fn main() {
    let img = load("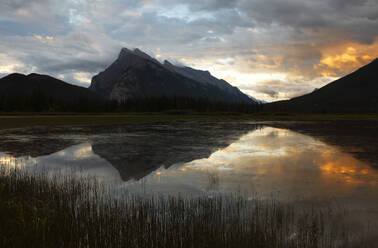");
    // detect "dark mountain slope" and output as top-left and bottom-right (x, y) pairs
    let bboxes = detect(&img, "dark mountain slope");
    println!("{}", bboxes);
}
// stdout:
(264, 59), (378, 113)
(90, 48), (255, 103)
